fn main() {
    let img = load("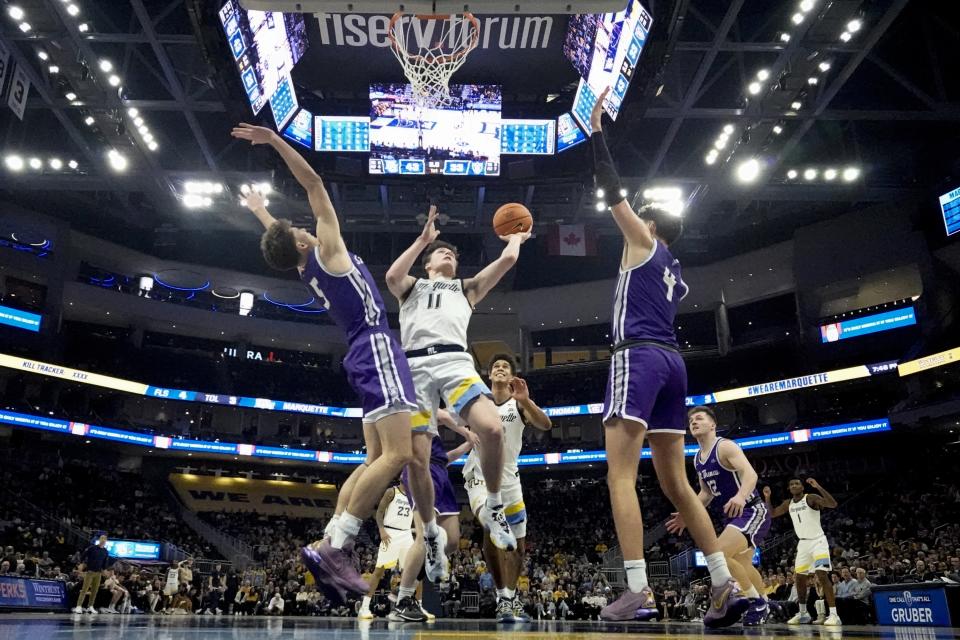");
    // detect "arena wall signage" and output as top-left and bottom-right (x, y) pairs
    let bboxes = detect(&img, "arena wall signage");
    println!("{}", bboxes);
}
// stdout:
(0, 576), (68, 611)
(873, 586), (954, 626)
(169, 474), (337, 517)
(897, 346), (960, 377)
(0, 352), (917, 419)
(819, 306), (916, 343)
(0, 408), (890, 468)
(98, 539), (162, 561)
(302, 13), (575, 91)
